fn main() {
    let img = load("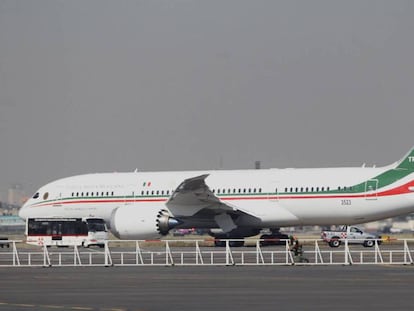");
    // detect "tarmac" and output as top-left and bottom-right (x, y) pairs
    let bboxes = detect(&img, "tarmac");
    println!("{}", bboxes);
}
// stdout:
(1, 265), (414, 311)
